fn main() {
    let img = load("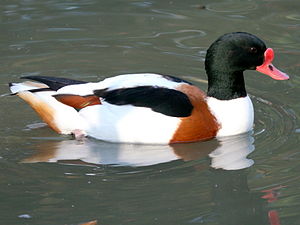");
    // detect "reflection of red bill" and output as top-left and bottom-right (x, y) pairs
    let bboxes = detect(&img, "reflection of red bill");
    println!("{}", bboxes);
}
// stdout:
(268, 210), (281, 225)
(256, 48), (289, 80)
